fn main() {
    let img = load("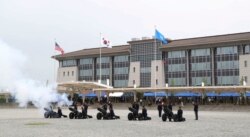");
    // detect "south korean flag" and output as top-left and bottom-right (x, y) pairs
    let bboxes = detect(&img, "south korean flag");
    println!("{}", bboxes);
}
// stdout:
(102, 37), (111, 48)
